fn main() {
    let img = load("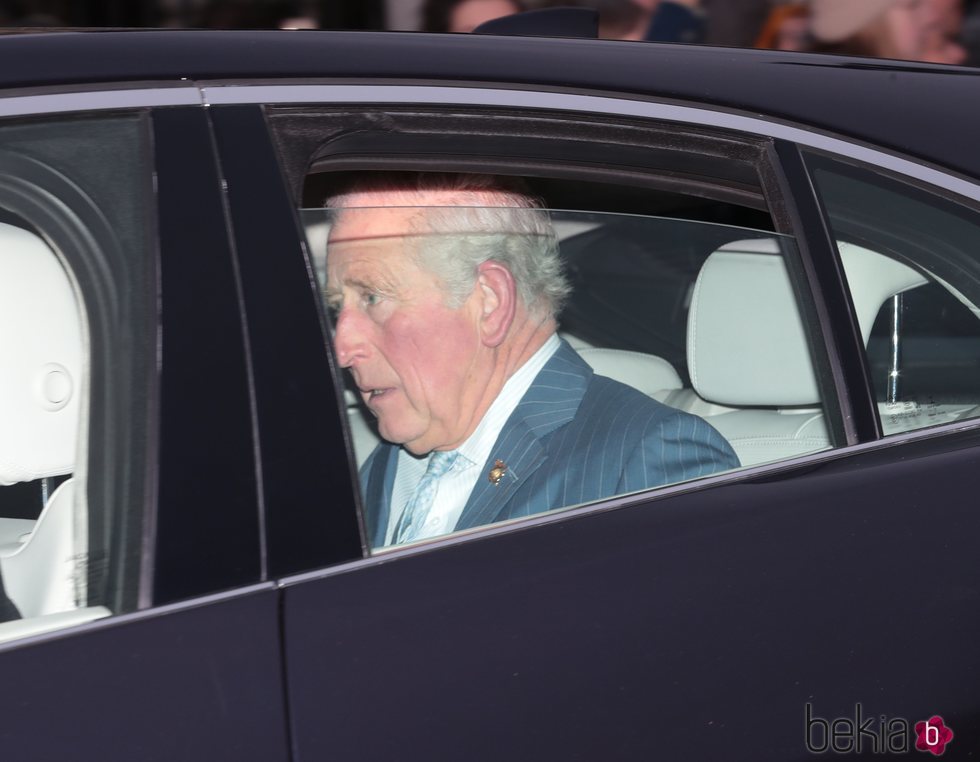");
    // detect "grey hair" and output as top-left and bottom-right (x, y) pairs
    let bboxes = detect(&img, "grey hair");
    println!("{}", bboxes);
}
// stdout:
(325, 173), (570, 317)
